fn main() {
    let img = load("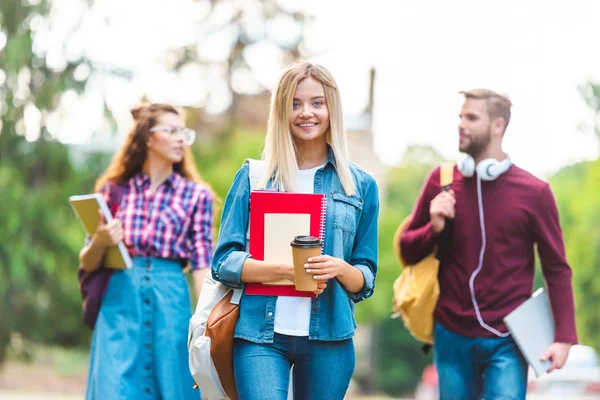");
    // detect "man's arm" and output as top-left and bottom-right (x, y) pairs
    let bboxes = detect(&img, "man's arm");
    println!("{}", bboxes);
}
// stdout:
(534, 183), (578, 371)
(399, 167), (443, 265)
